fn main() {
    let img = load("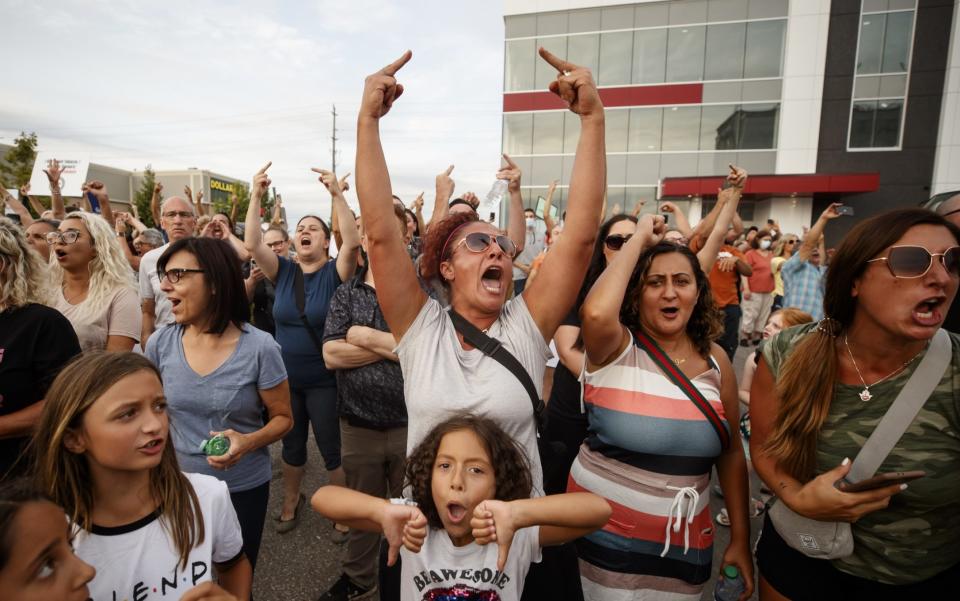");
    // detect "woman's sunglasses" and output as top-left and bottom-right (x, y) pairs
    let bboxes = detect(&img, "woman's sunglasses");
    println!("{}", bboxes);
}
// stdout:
(604, 234), (632, 251)
(867, 245), (960, 278)
(452, 232), (517, 258)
